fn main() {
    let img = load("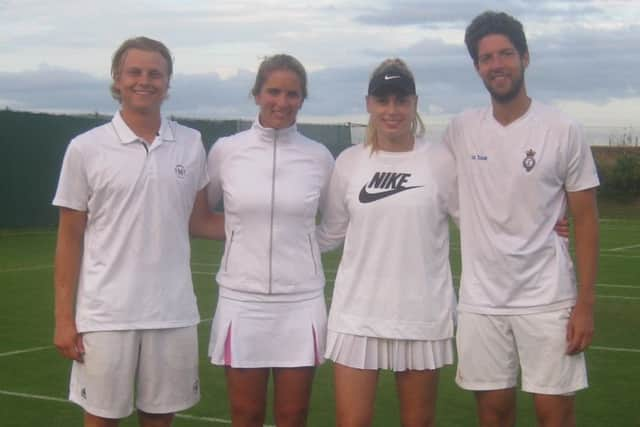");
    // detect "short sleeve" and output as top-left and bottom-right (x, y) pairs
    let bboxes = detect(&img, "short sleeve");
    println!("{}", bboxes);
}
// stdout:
(564, 123), (600, 192)
(194, 134), (209, 191)
(52, 140), (90, 211)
